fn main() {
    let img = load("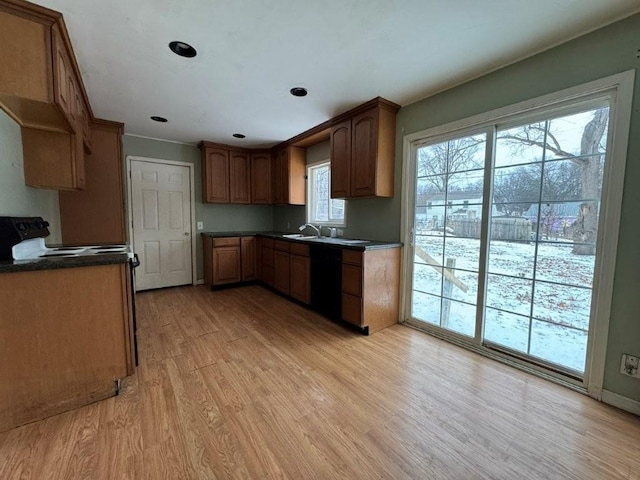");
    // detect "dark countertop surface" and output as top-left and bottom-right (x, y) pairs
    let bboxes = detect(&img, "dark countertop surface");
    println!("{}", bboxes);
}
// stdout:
(201, 231), (402, 251)
(0, 253), (130, 274)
